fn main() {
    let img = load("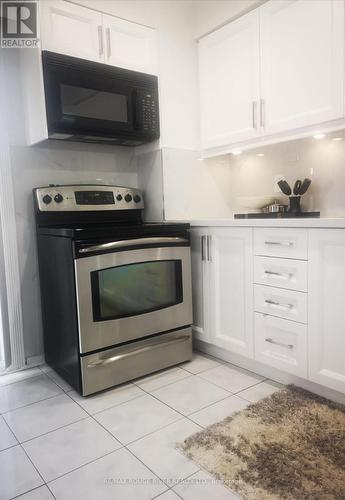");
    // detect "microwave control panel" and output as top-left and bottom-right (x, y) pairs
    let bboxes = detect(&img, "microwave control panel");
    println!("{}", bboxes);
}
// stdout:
(137, 90), (159, 135)
(35, 185), (144, 212)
